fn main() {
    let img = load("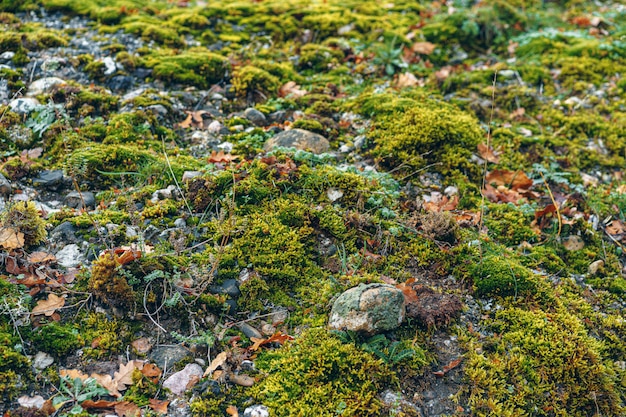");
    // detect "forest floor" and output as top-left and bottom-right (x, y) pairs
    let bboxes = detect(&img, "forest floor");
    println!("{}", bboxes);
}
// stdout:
(0, 0), (625, 416)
